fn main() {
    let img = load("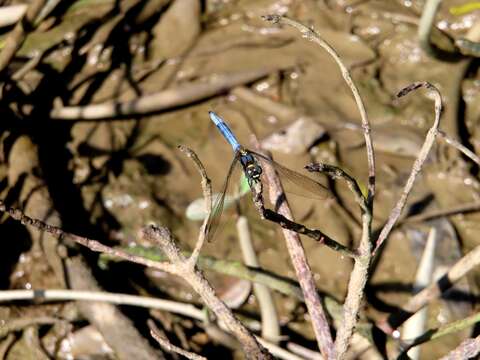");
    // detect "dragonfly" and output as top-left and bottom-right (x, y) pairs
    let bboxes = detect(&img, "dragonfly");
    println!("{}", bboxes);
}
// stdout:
(206, 111), (332, 241)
